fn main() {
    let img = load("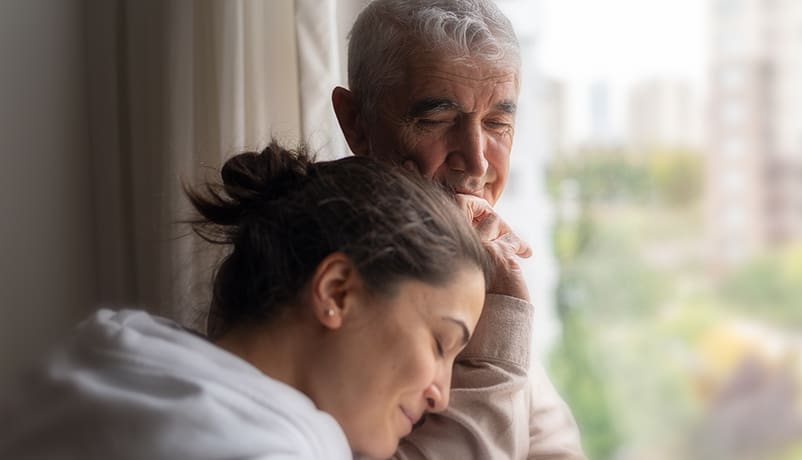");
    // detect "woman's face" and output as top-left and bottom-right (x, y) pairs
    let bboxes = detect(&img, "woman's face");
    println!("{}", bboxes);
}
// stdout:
(313, 265), (485, 459)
